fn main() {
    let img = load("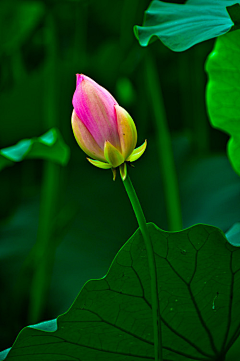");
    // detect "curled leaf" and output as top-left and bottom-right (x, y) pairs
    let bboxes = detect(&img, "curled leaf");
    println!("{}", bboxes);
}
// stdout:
(0, 128), (70, 171)
(134, 0), (236, 52)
